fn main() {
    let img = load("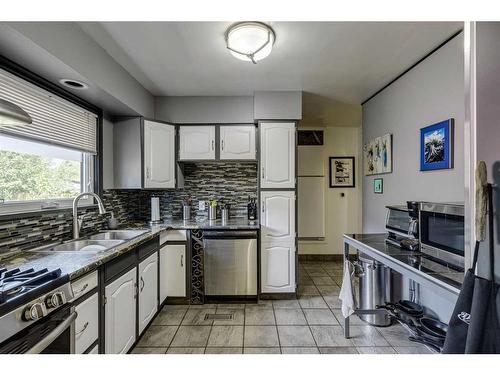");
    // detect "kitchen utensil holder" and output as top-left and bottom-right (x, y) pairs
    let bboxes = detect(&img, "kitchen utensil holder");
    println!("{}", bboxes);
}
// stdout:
(182, 205), (191, 221)
(221, 208), (229, 222)
(208, 206), (217, 221)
